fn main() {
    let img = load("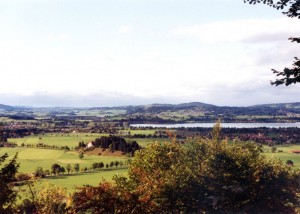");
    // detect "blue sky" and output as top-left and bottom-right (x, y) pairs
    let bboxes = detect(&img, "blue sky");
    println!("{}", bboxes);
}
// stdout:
(0, 0), (299, 107)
